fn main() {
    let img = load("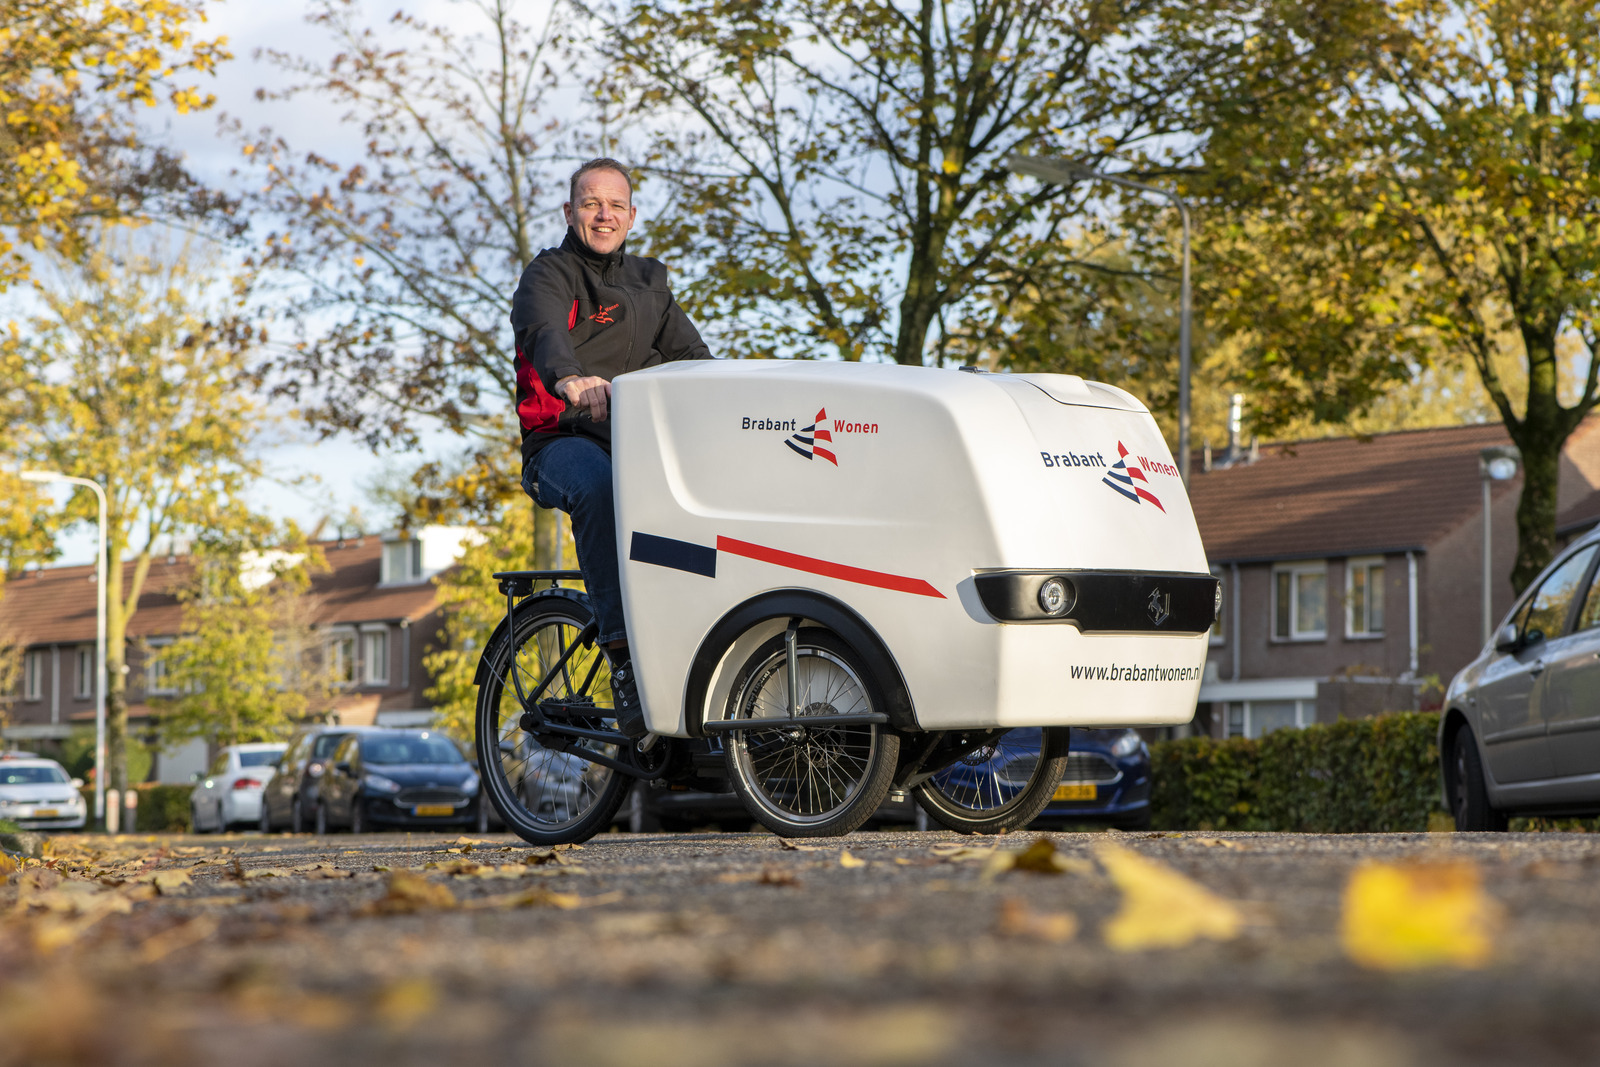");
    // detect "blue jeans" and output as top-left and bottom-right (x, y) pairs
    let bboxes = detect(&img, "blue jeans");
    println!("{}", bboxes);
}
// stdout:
(523, 437), (627, 646)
